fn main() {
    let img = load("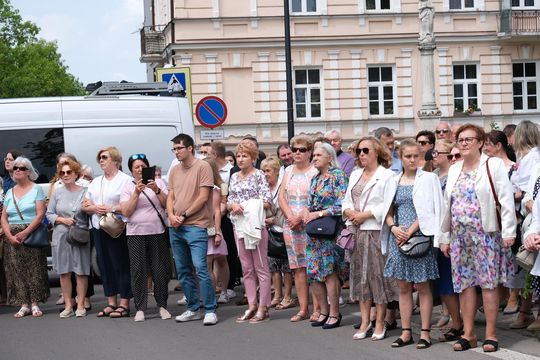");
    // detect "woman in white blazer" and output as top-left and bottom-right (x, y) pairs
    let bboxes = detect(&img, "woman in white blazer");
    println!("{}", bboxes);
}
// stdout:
(380, 139), (443, 350)
(523, 189), (540, 331)
(342, 137), (397, 341)
(439, 124), (516, 353)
